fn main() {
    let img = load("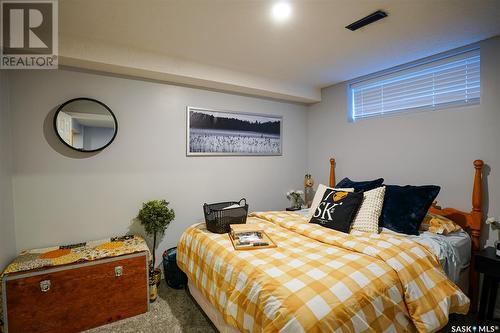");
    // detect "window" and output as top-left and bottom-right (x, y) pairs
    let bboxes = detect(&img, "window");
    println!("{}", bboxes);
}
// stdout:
(349, 47), (480, 121)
